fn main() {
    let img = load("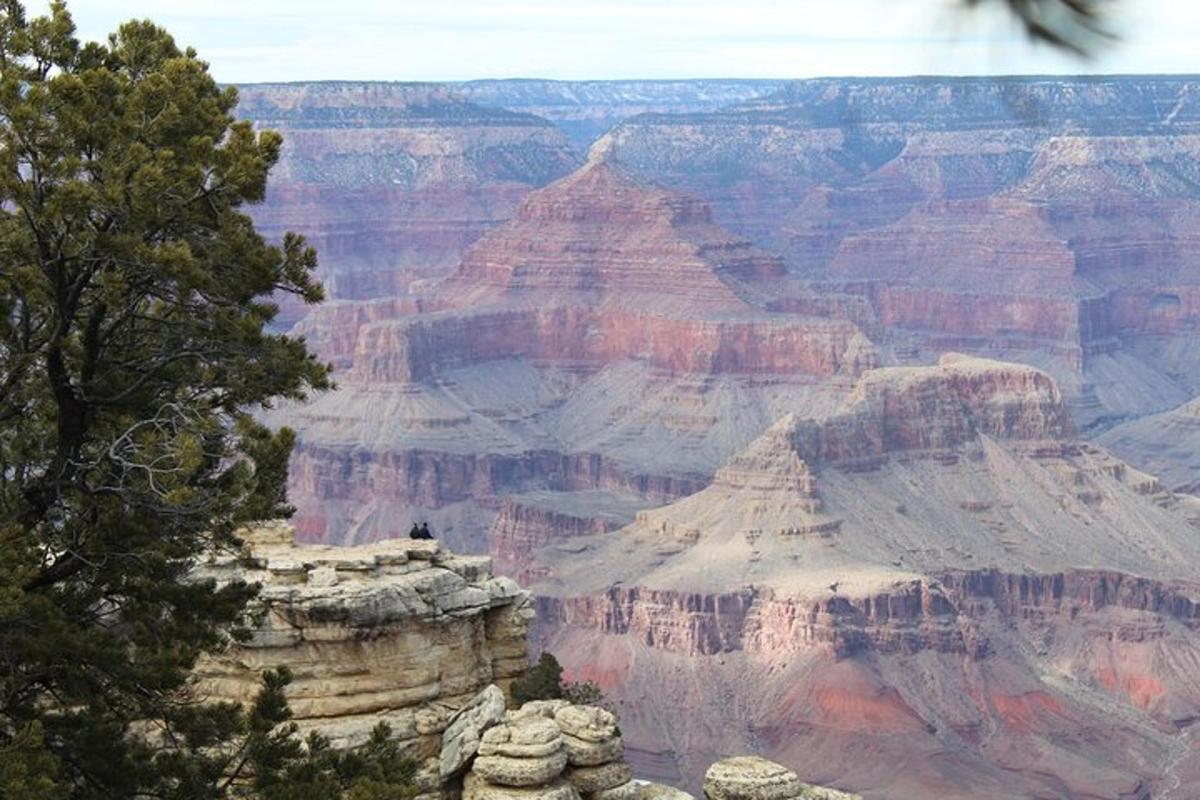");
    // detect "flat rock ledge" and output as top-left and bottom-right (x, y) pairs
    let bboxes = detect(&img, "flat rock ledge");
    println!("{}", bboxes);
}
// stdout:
(192, 523), (533, 755)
